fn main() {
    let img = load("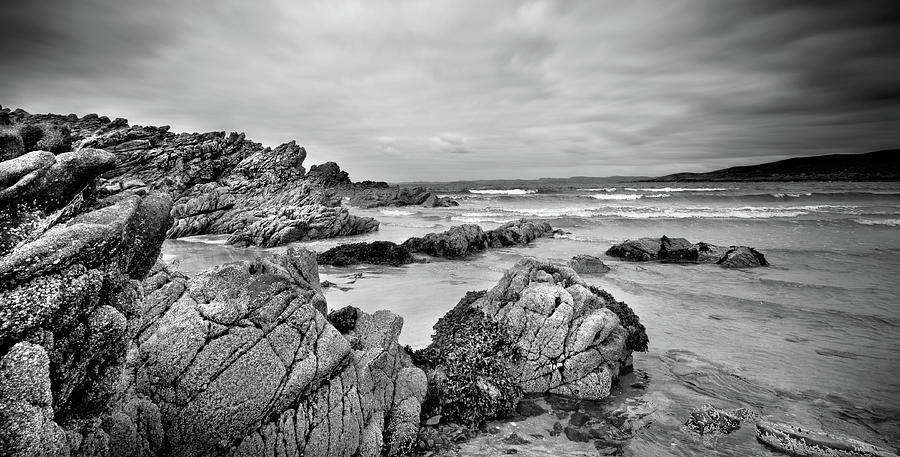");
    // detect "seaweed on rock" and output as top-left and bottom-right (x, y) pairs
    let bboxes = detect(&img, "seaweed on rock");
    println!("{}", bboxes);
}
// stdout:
(412, 290), (523, 428)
